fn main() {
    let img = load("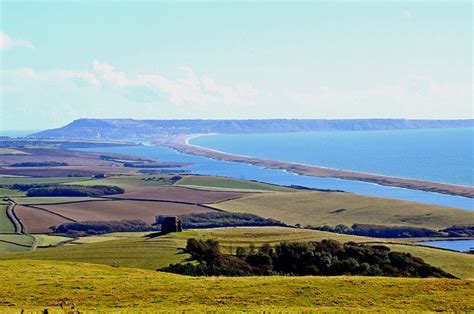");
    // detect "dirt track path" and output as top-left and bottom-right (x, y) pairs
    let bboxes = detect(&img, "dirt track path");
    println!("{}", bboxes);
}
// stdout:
(5, 199), (24, 234)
